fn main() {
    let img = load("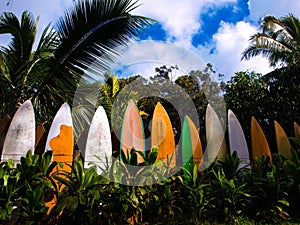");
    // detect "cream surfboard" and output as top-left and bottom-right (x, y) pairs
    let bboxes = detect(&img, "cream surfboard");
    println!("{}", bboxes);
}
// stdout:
(228, 109), (250, 167)
(151, 102), (176, 167)
(84, 106), (112, 173)
(45, 103), (73, 166)
(200, 104), (226, 171)
(251, 117), (272, 163)
(120, 100), (145, 163)
(274, 121), (291, 159)
(1, 100), (35, 164)
(182, 116), (203, 171)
